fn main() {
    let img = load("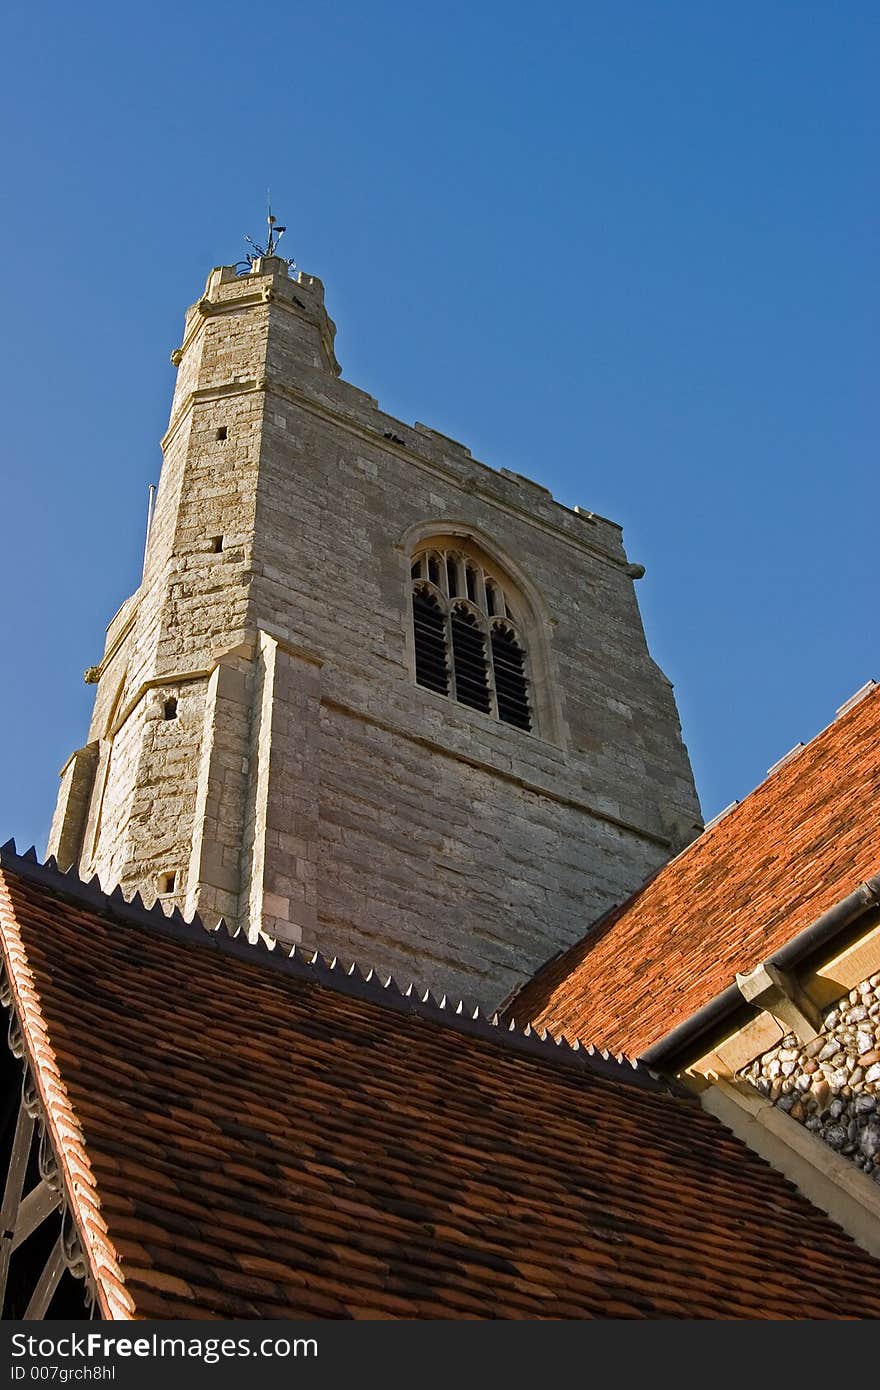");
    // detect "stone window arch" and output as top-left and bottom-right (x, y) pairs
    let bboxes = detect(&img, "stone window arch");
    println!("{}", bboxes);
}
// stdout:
(409, 537), (537, 734)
